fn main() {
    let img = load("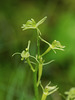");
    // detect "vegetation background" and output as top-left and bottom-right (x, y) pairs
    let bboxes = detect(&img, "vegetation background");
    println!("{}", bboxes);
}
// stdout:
(0, 0), (75, 100)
